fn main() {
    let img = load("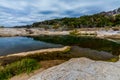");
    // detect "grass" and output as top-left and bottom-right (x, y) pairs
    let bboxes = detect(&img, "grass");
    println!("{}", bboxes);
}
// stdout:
(0, 46), (71, 65)
(0, 47), (71, 80)
(0, 58), (40, 80)
(107, 56), (119, 62)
